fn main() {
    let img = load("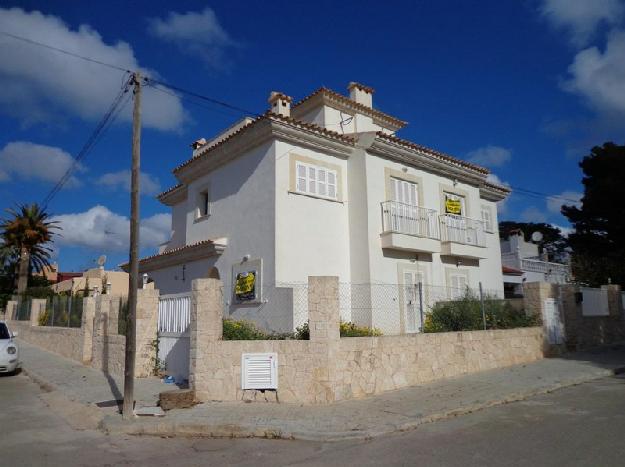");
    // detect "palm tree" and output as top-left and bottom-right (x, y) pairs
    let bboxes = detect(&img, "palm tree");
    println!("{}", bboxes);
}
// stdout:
(1, 204), (59, 294)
